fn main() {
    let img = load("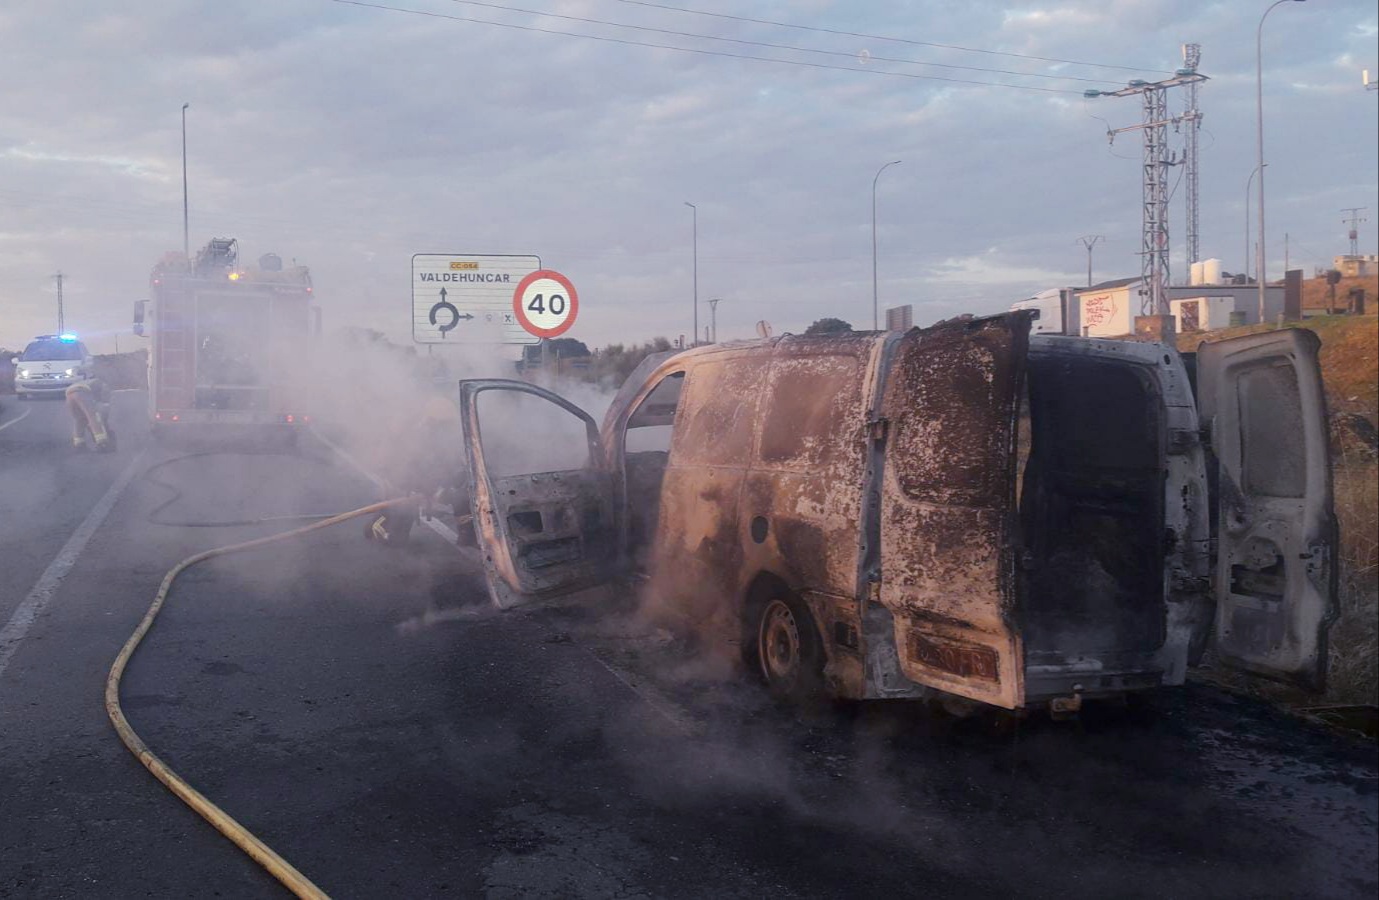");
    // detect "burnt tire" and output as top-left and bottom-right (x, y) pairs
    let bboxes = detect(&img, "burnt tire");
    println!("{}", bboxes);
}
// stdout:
(755, 590), (825, 704)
